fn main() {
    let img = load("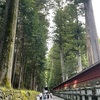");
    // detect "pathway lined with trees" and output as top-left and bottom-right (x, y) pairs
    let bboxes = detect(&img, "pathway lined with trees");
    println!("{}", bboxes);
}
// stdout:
(0, 0), (100, 100)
